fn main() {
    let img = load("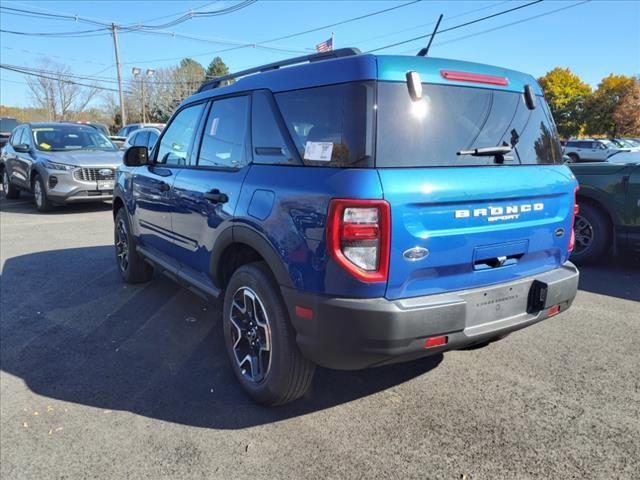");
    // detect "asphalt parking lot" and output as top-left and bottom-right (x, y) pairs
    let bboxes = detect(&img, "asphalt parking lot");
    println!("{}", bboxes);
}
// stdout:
(1, 195), (639, 480)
